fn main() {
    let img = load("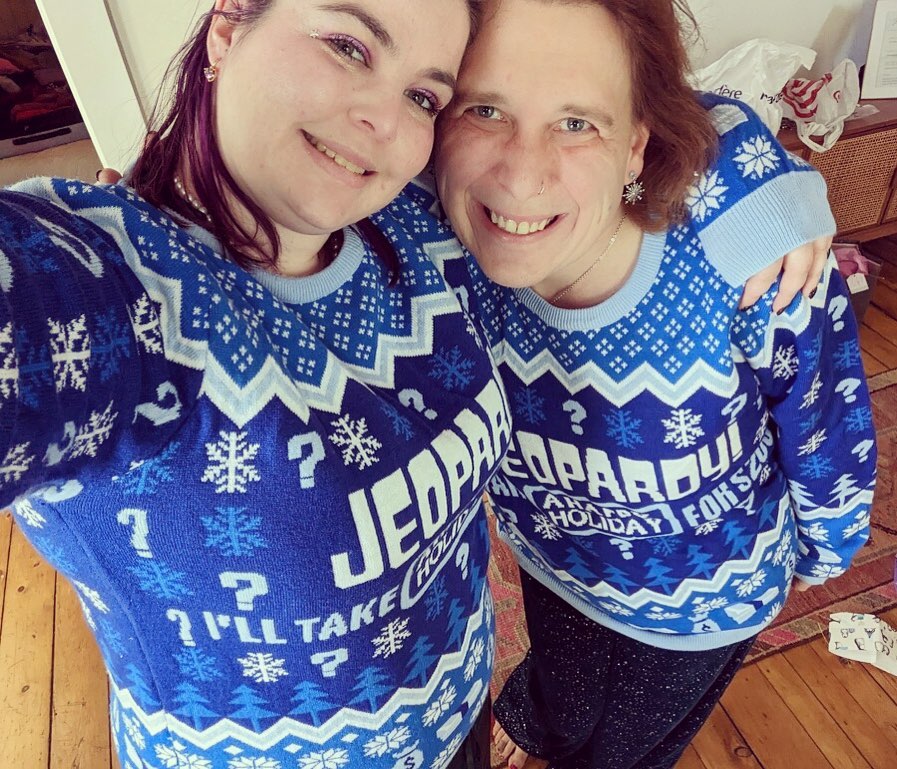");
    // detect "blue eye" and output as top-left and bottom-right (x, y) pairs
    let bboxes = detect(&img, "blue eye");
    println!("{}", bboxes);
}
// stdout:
(326, 35), (369, 66)
(561, 118), (590, 132)
(471, 105), (502, 120)
(407, 89), (442, 117)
